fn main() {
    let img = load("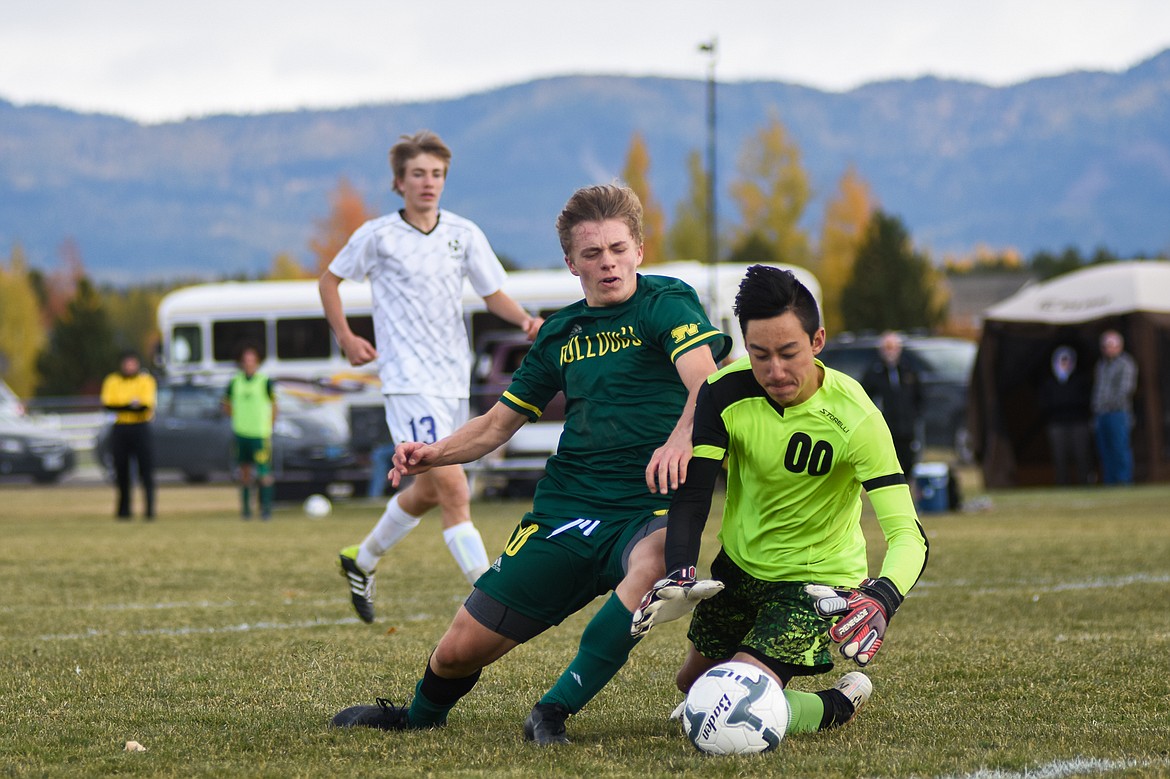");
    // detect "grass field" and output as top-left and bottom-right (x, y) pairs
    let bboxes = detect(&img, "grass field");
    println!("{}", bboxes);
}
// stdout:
(2, 481), (1169, 778)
